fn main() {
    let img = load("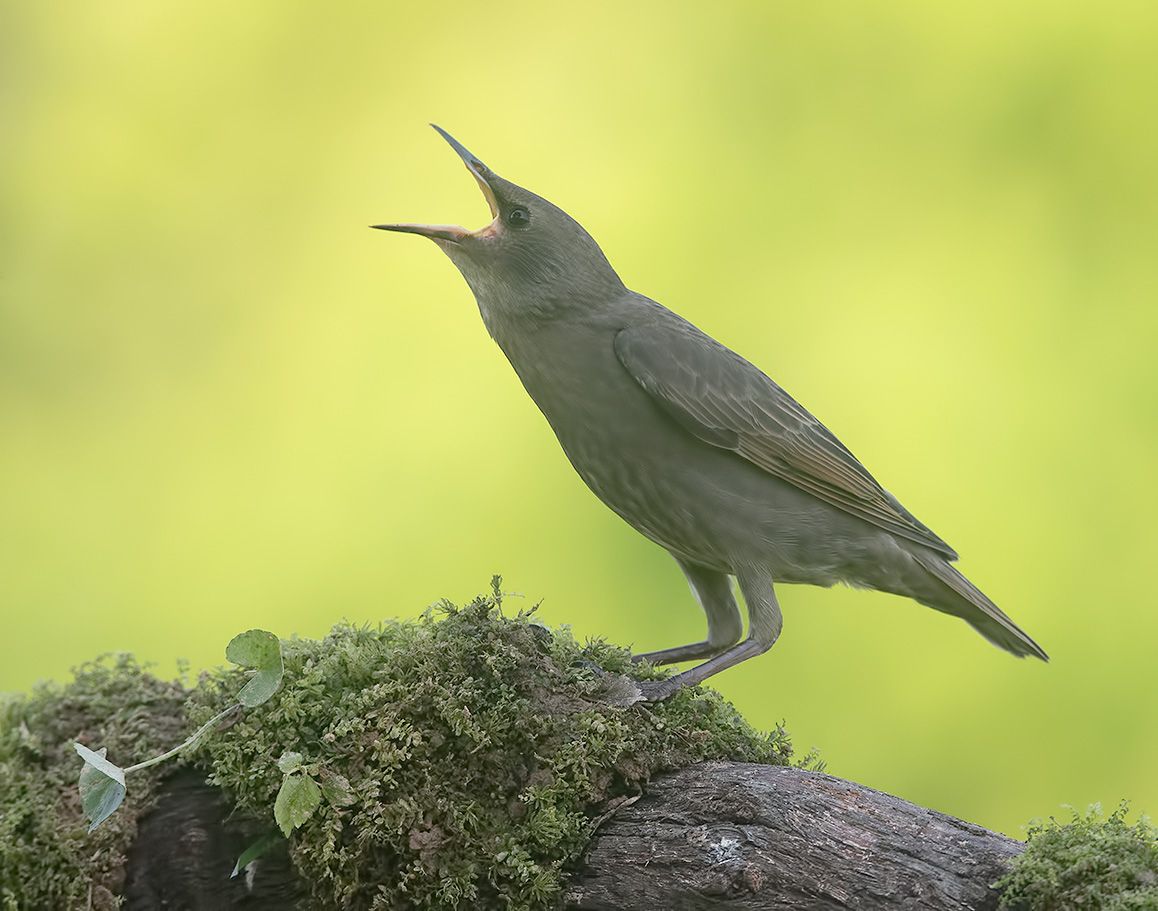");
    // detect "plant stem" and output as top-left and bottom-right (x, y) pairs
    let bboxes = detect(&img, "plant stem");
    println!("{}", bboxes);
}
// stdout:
(124, 703), (240, 774)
